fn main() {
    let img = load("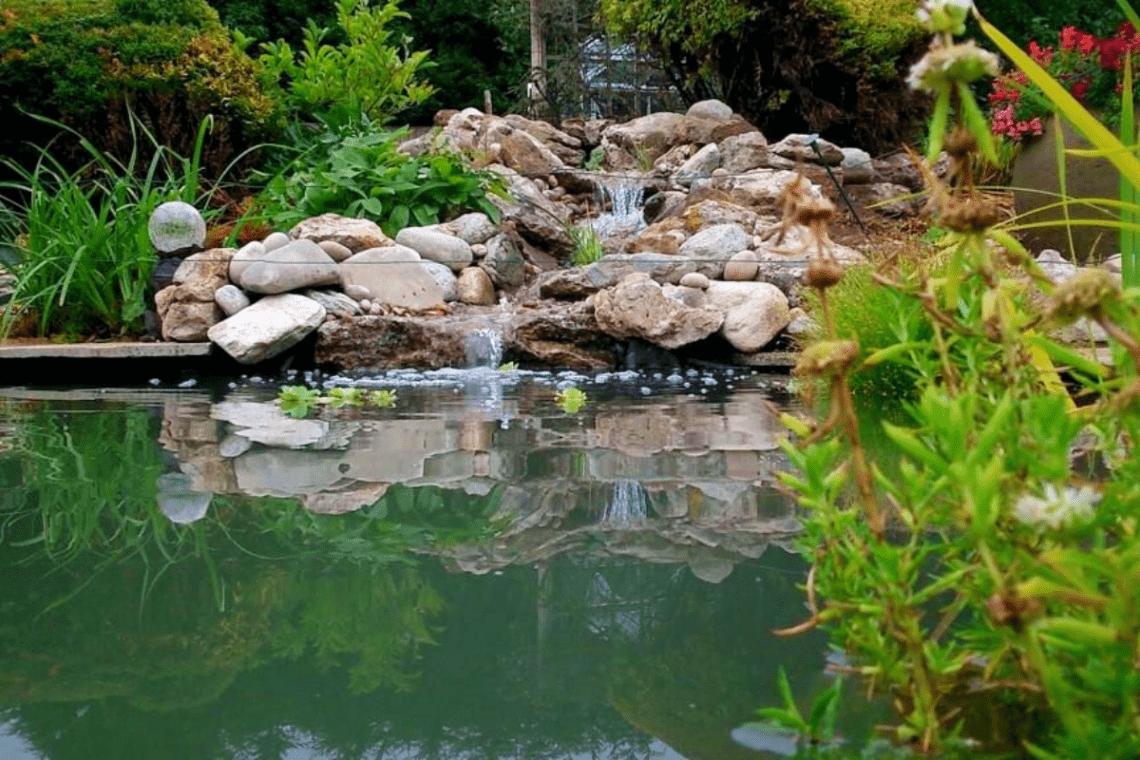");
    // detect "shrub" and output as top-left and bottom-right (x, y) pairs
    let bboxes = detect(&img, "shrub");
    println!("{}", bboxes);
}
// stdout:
(254, 120), (504, 238)
(0, 0), (280, 184)
(257, 0), (433, 126)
